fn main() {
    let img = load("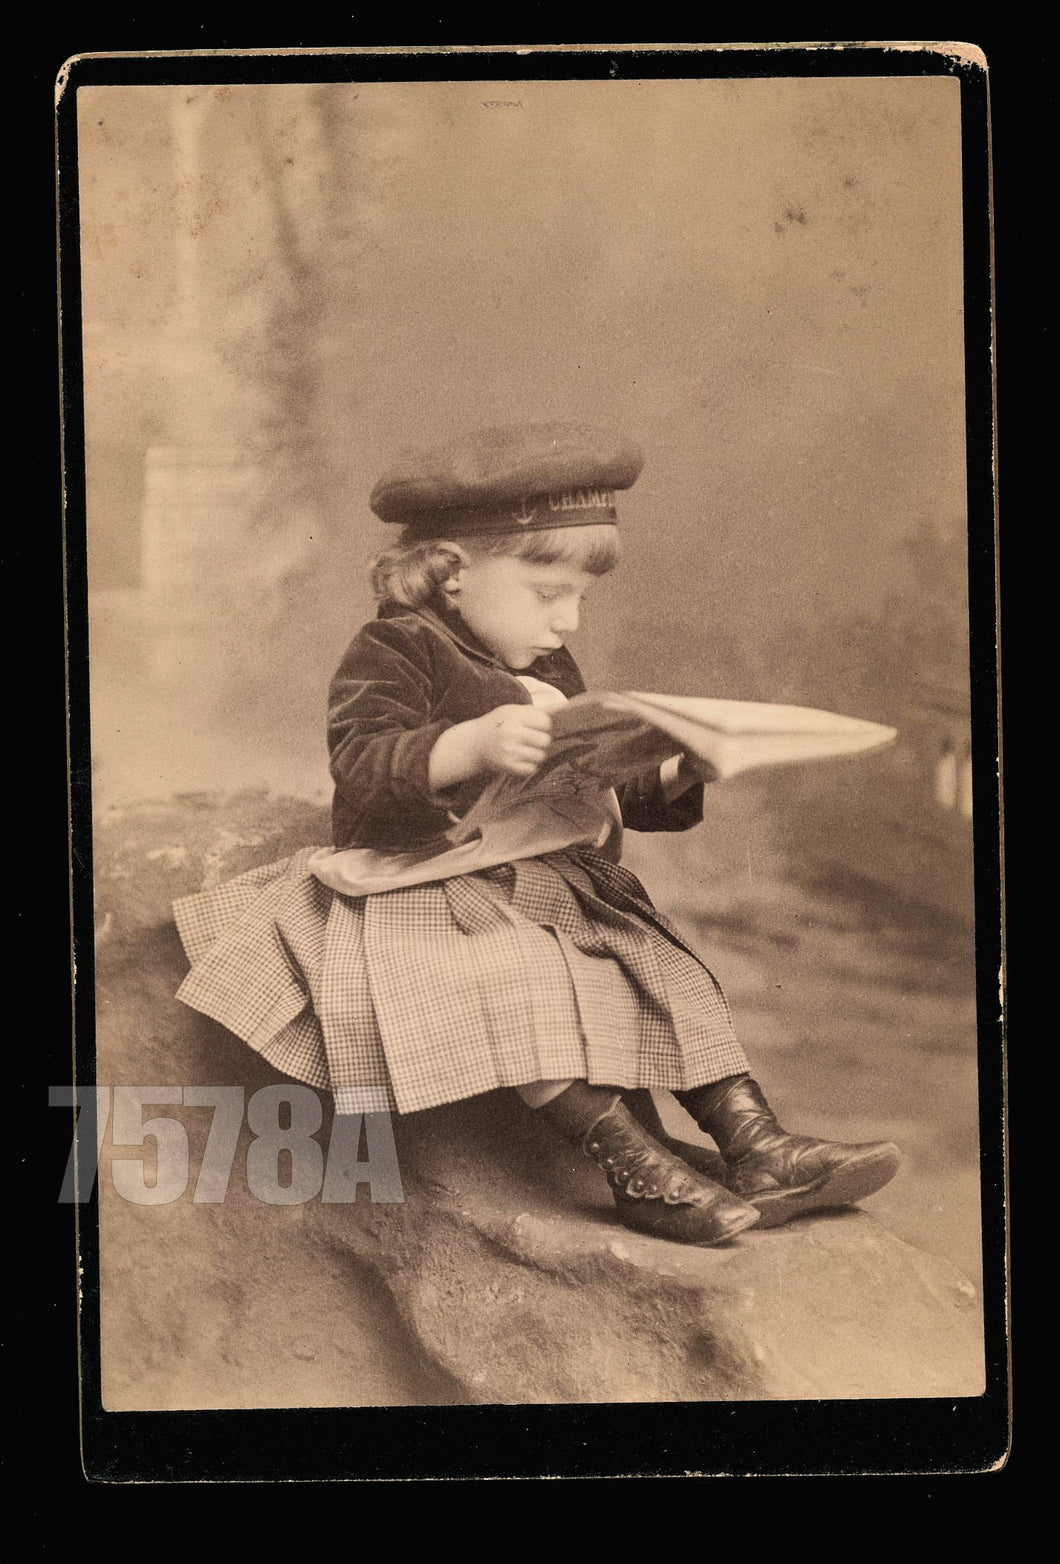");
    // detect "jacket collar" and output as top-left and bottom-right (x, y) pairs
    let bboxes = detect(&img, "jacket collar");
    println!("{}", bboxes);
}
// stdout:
(378, 596), (504, 668)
